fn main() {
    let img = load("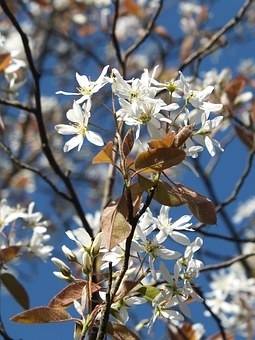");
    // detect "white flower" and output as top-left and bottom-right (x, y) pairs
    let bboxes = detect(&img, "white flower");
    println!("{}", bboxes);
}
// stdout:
(116, 98), (178, 139)
(0, 199), (23, 230)
(55, 100), (103, 152)
(66, 227), (93, 250)
(187, 109), (224, 157)
(179, 72), (223, 113)
(110, 67), (160, 104)
(148, 293), (184, 332)
(133, 225), (181, 278)
(155, 206), (192, 245)
(22, 202), (48, 228)
(174, 237), (204, 281)
(56, 65), (109, 103)
(29, 226), (53, 260)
